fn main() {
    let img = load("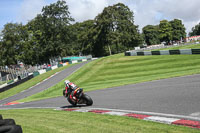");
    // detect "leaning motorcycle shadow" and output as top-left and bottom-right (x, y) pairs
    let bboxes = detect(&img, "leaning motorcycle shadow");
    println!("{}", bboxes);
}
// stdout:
(60, 104), (90, 109)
